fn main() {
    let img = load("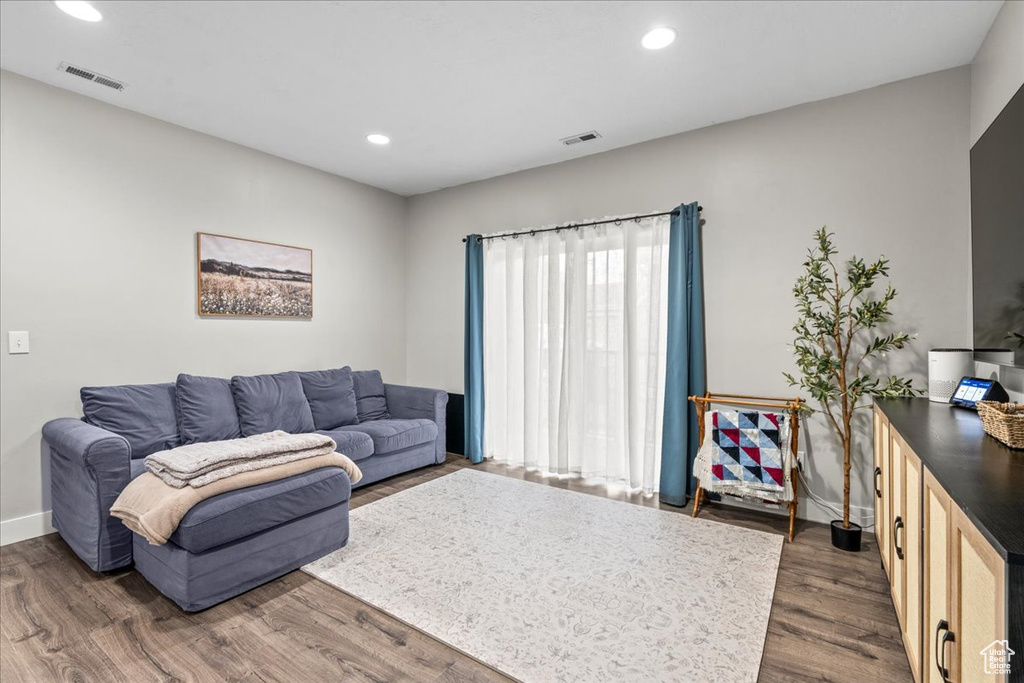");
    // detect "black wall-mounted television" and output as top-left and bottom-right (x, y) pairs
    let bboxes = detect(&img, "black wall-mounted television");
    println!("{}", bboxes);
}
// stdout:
(970, 84), (1024, 367)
